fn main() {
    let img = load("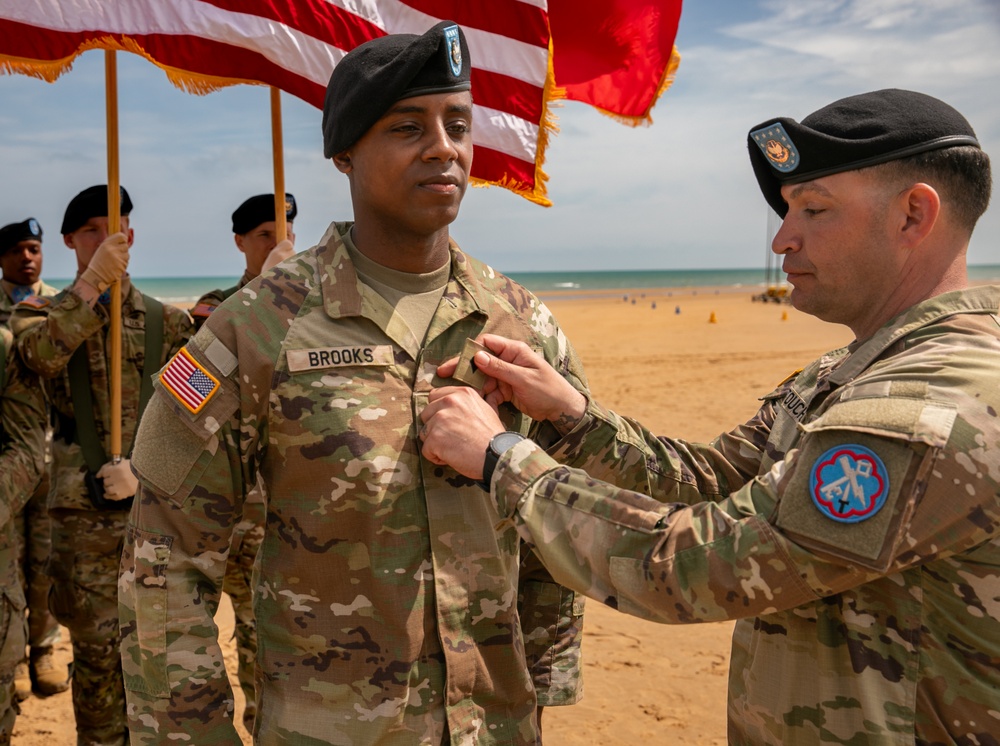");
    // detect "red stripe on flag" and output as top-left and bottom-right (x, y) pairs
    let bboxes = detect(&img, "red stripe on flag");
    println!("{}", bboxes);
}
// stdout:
(471, 146), (538, 197)
(0, 21), (327, 105)
(402, 0), (549, 48)
(198, 0), (384, 52)
(472, 69), (543, 125)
